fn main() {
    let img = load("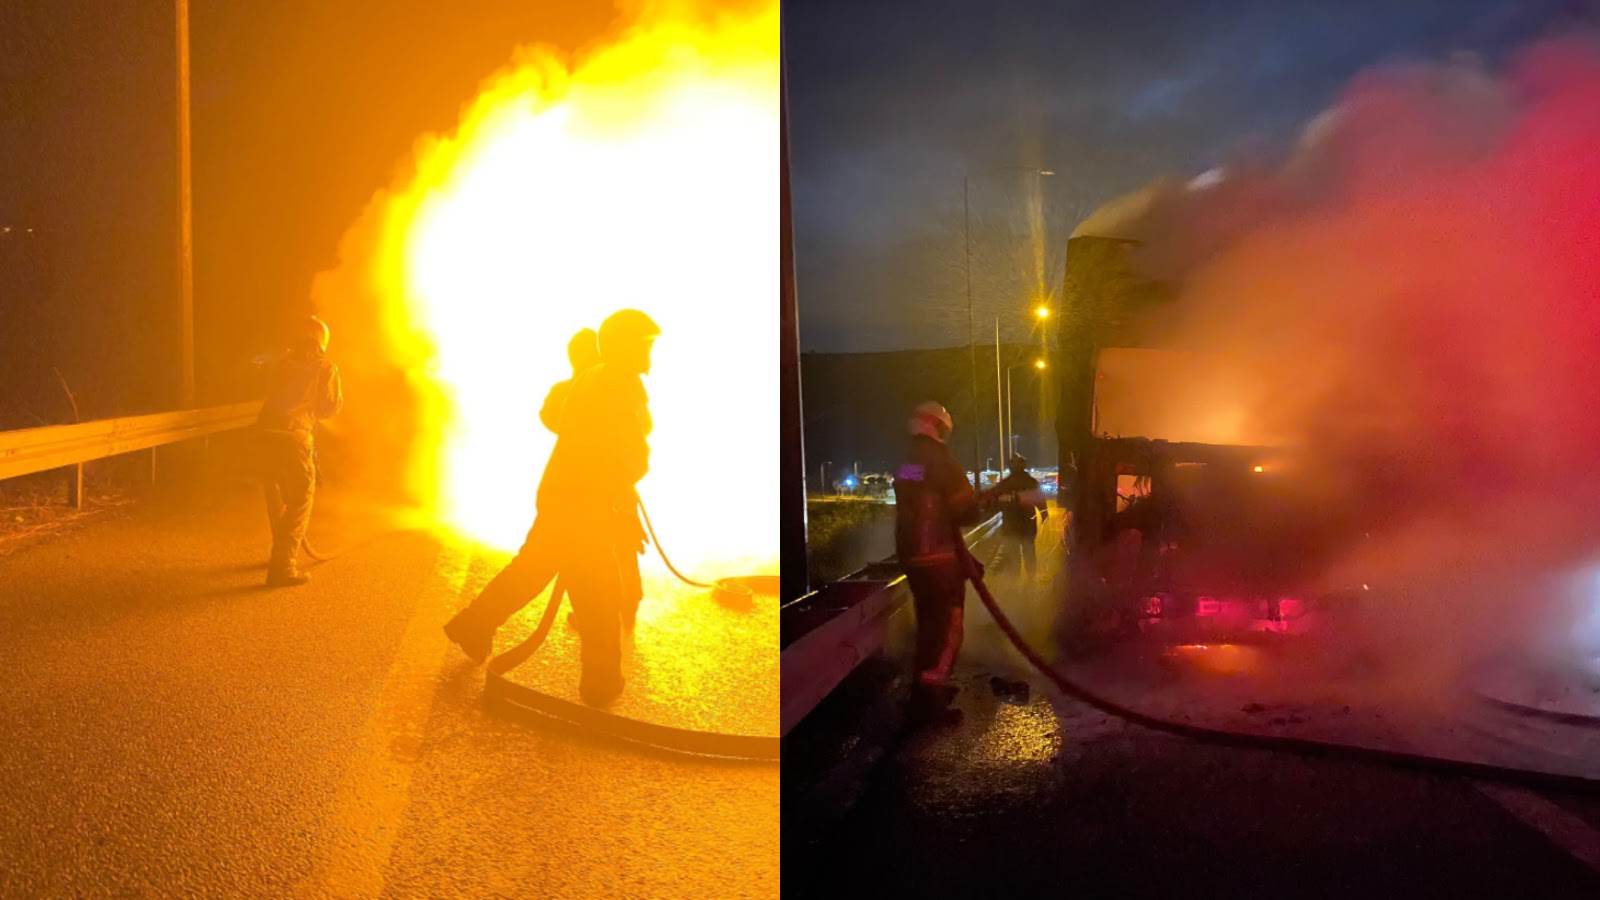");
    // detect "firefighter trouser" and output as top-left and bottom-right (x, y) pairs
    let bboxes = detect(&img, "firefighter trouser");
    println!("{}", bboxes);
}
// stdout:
(262, 432), (316, 572)
(564, 534), (626, 697)
(454, 516), (561, 633)
(905, 562), (967, 686)
(1004, 528), (1038, 576)
(452, 511), (627, 695)
(621, 547), (643, 629)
